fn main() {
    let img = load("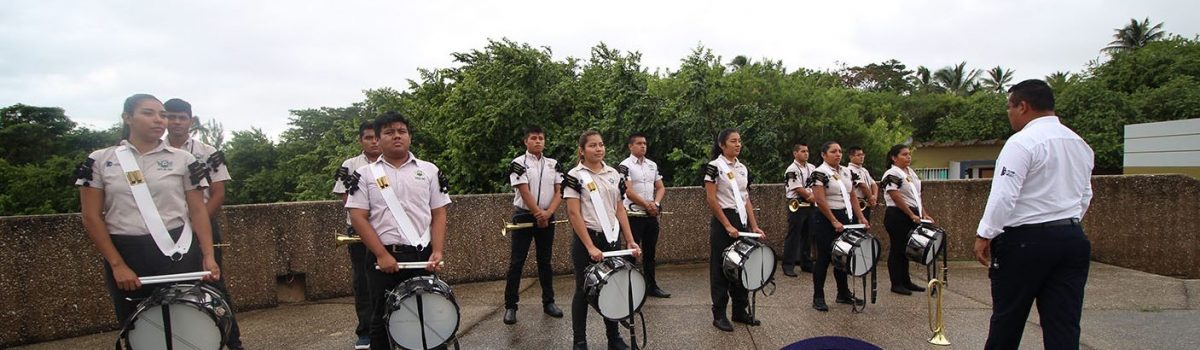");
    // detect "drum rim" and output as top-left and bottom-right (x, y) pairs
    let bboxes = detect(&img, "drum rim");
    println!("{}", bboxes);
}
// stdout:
(586, 263), (648, 320)
(832, 233), (880, 277)
(385, 276), (462, 350)
(124, 283), (232, 347)
(722, 239), (777, 291)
